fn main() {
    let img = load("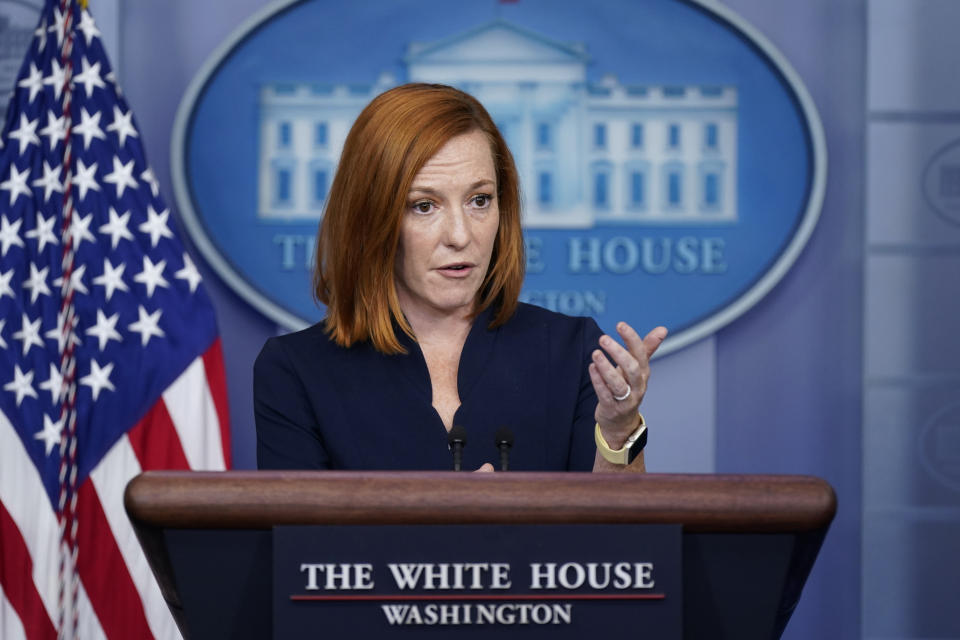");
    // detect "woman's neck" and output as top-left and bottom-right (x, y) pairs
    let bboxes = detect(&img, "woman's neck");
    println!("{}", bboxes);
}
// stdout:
(402, 305), (475, 349)
(400, 304), (477, 432)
